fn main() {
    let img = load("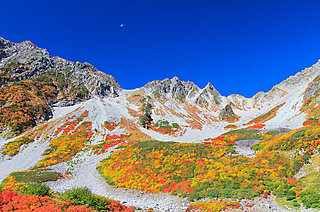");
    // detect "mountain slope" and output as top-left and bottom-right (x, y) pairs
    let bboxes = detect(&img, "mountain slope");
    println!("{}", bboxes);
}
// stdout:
(2, 36), (320, 139)
(1, 37), (320, 211)
(0, 37), (121, 137)
(0, 37), (120, 97)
